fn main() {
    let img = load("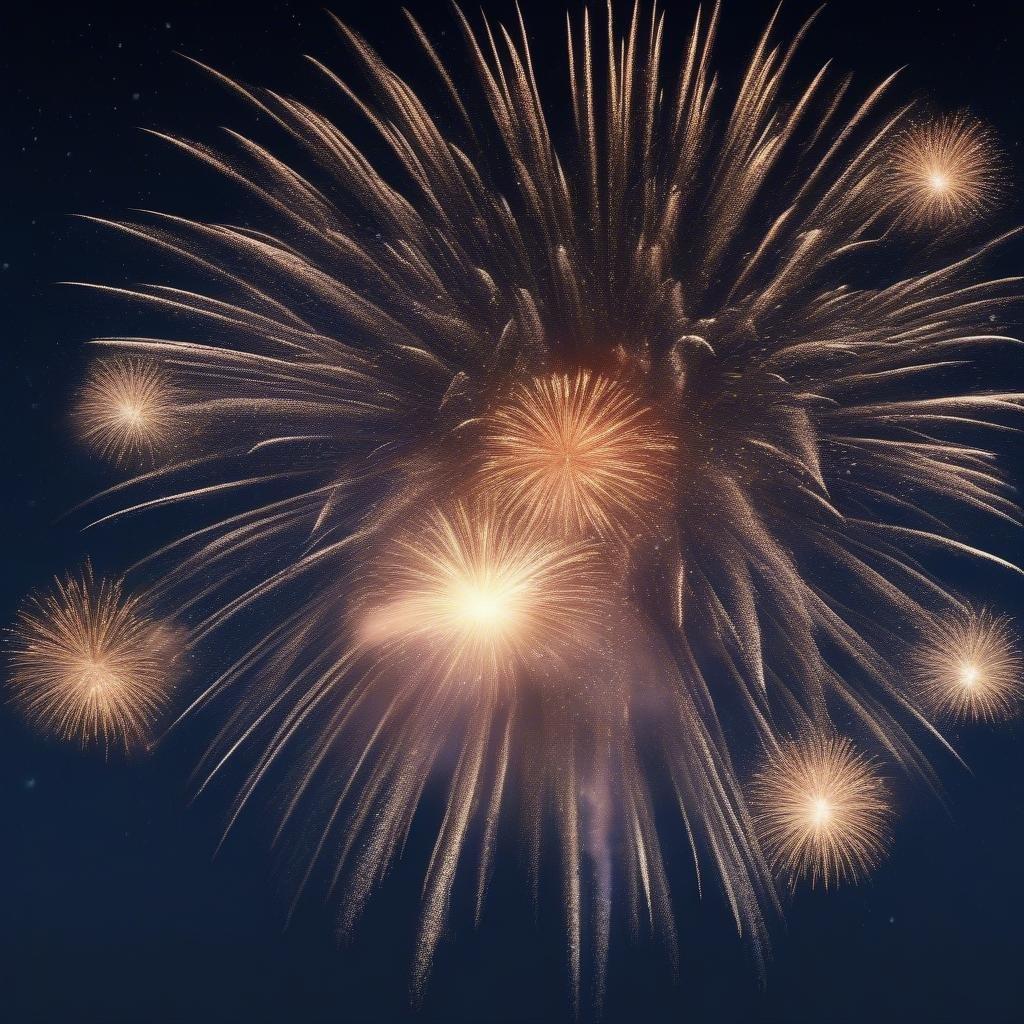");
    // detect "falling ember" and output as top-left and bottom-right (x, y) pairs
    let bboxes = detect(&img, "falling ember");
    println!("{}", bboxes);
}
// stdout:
(888, 113), (1001, 228)
(358, 502), (609, 682)
(7, 565), (176, 750)
(913, 608), (1023, 722)
(74, 356), (181, 463)
(750, 734), (892, 889)
(478, 372), (677, 541)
